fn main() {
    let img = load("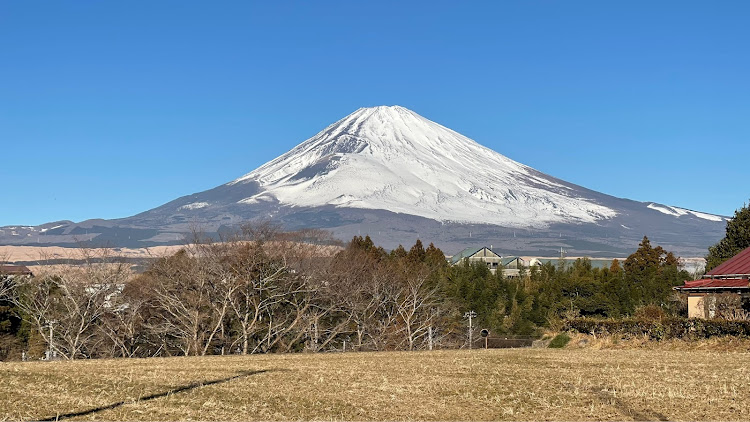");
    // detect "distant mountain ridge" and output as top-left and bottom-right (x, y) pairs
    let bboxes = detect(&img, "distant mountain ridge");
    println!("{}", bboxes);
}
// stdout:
(0, 106), (728, 257)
